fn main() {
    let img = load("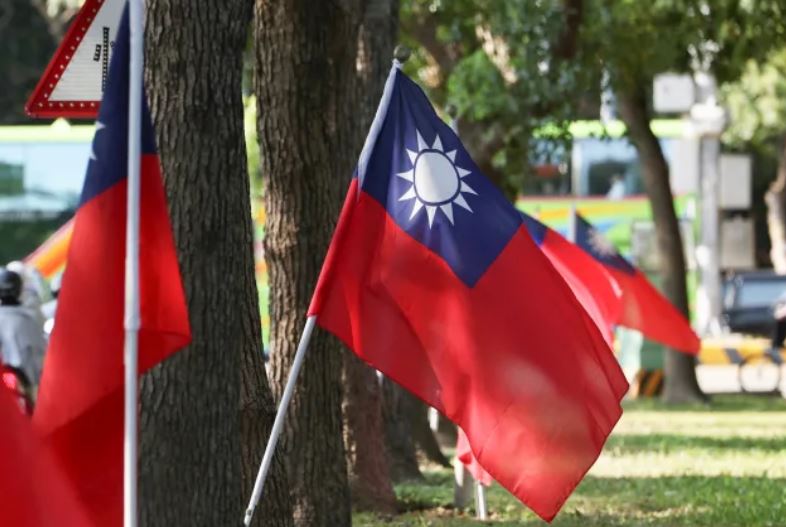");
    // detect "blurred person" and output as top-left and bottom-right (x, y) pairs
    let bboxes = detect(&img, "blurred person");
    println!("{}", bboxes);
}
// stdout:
(0, 267), (47, 395)
(6, 260), (50, 328)
(606, 174), (626, 200)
